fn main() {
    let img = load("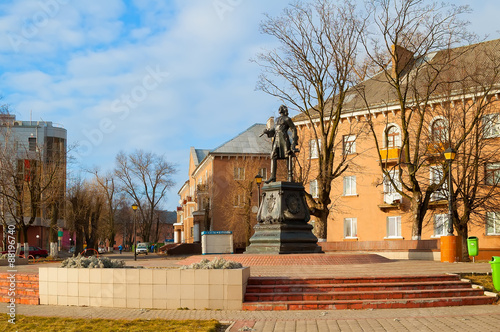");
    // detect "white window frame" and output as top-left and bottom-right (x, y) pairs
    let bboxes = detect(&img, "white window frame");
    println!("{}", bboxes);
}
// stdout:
(433, 214), (449, 237)
(310, 179), (318, 198)
(383, 170), (402, 204)
(233, 193), (245, 207)
(482, 113), (500, 138)
(309, 139), (321, 159)
(430, 165), (447, 201)
(258, 168), (267, 181)
(485, 162), (500, 186)
(344, 218), (357, 238)
(343, 176), (356, 196)
(430, 117), (448, 143)
(384, 124), (401, 148)
(486, 212), (500, 235)
(234, 167), (245, 180)
(343, 135), (356, 155)
(386, 216), (402, 238)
